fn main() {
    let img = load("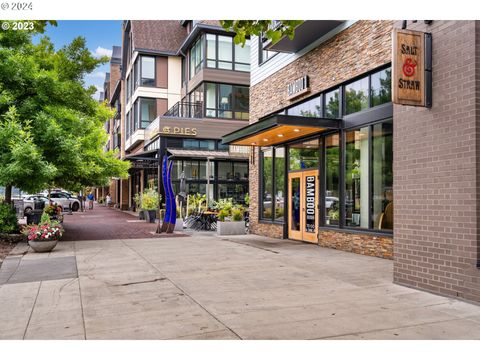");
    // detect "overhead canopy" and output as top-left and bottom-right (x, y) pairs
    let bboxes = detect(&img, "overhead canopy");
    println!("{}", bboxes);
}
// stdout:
(167, 148), (248, 160)
(222, 114), (341, 147)
(124, 149), (158, 161)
